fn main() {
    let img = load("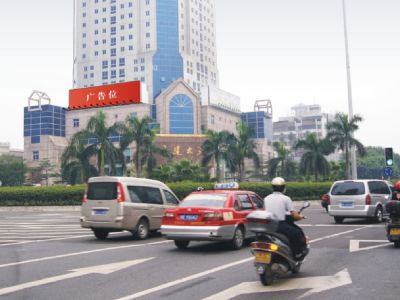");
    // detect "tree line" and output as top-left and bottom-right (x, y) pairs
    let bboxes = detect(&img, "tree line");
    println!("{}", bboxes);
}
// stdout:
(1, 111), (392, 186)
